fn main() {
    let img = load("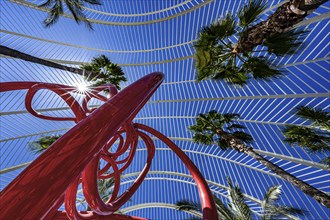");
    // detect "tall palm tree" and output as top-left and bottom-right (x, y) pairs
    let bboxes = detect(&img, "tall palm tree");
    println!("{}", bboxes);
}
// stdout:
(39, 0), (101, 29)
(283, 106), (330, 166)
(29, 135), (62, 153)
(176, 177), (304, 220)
(195, 0), (327, 85)
(189, 110), (330, 208)
(0, 46), (127, 90)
